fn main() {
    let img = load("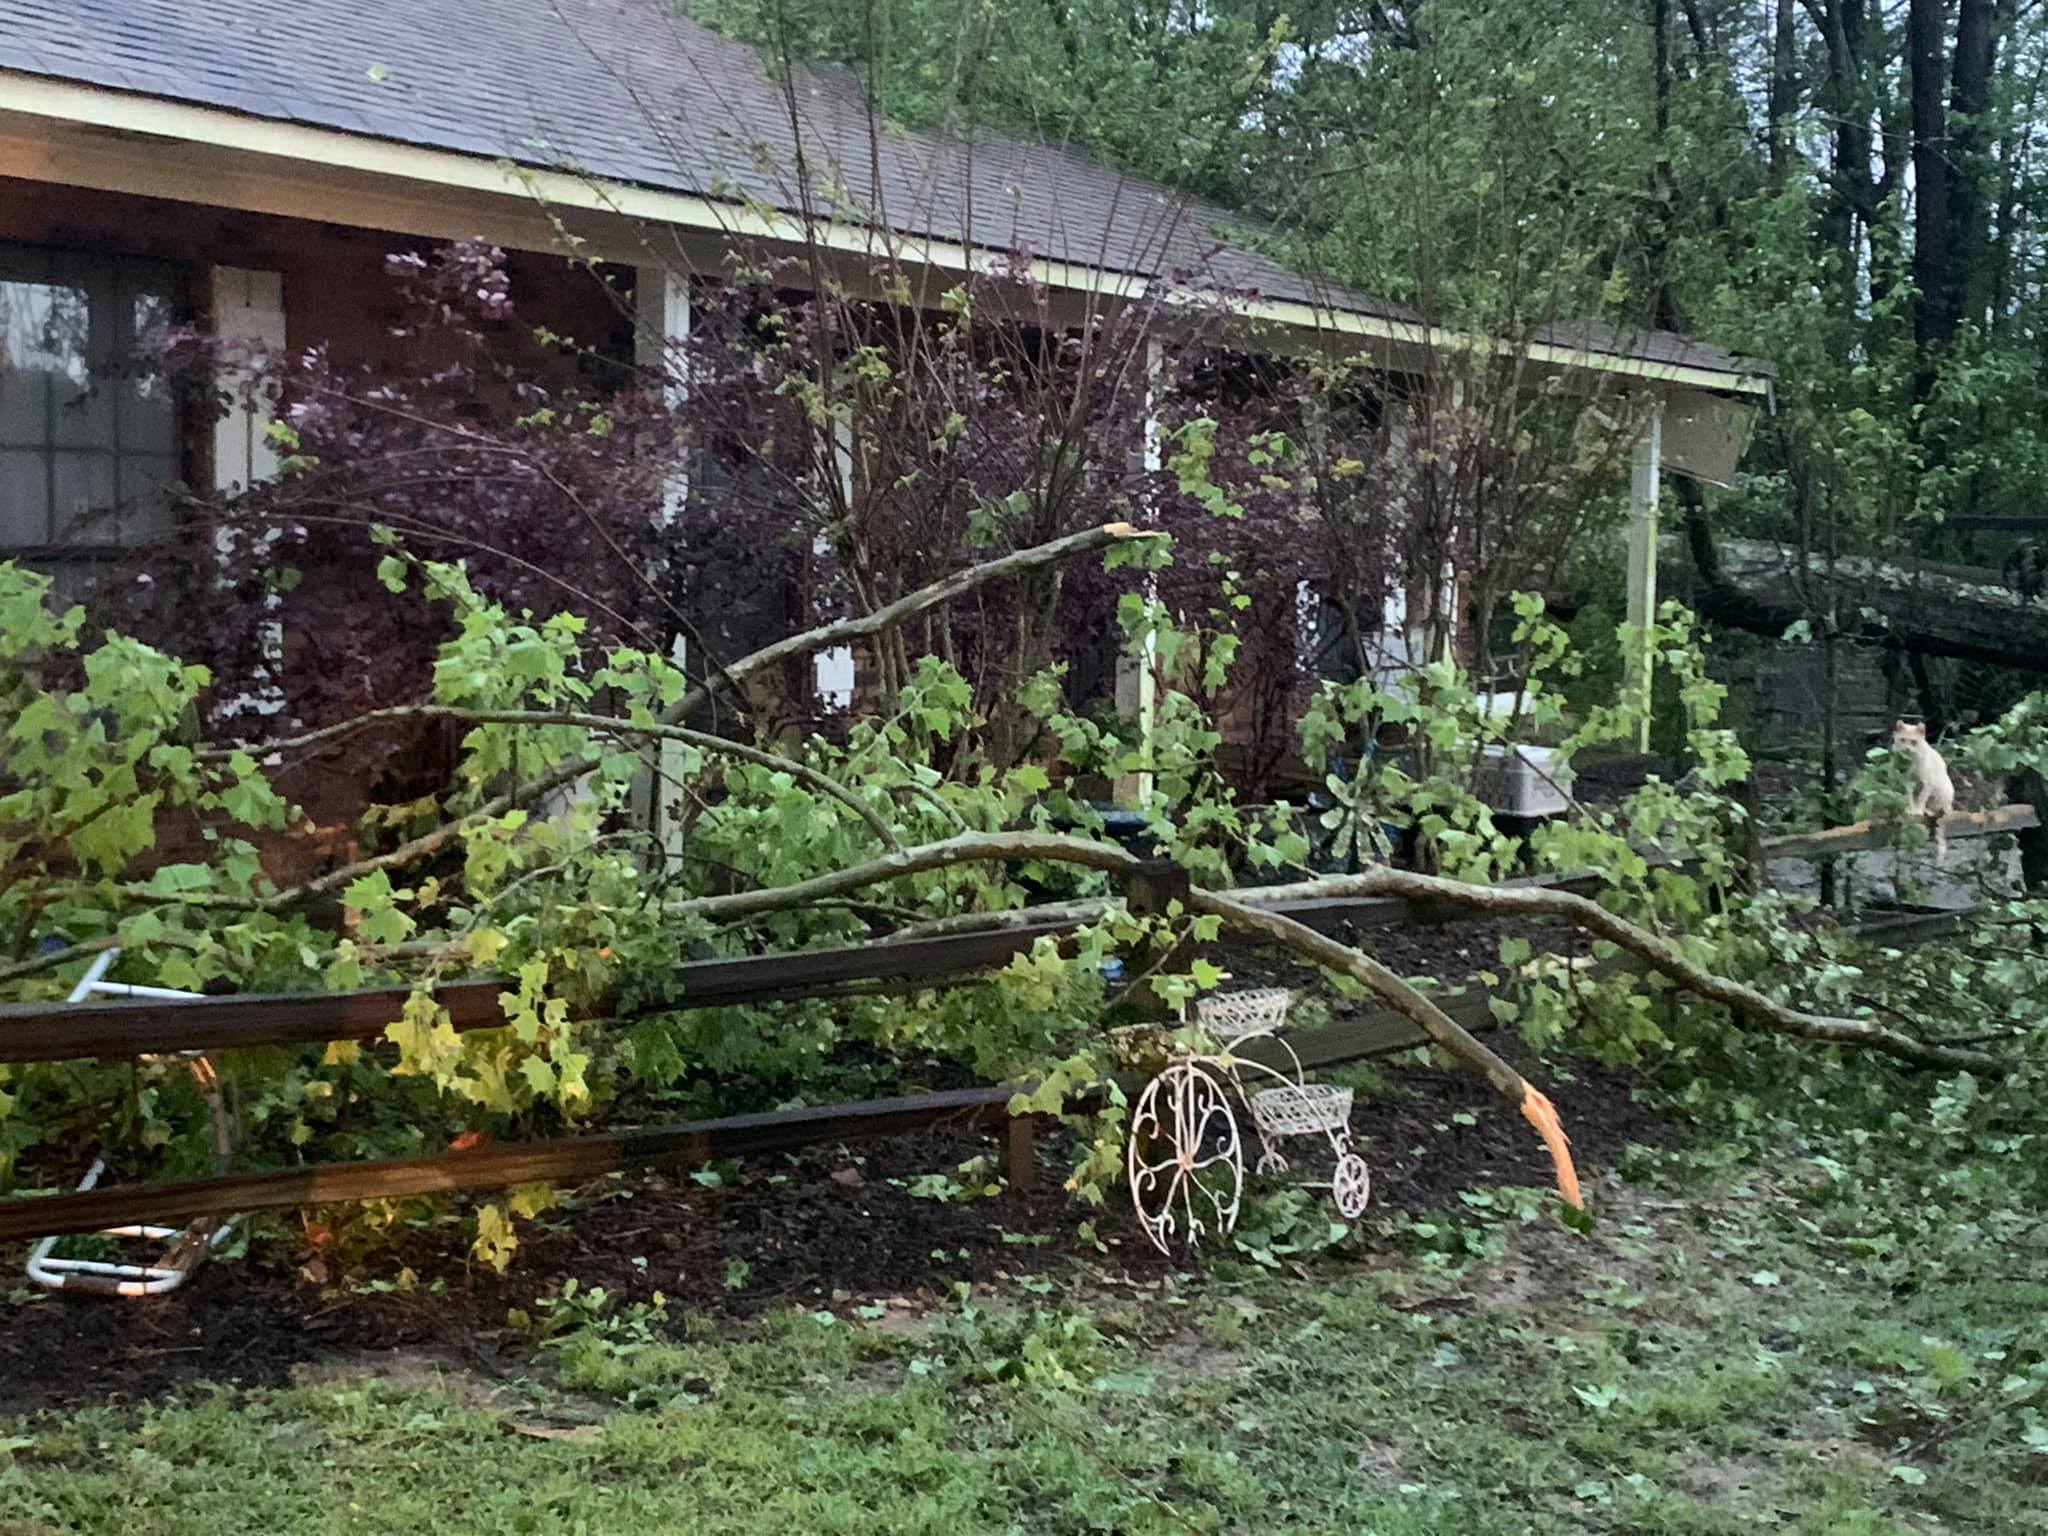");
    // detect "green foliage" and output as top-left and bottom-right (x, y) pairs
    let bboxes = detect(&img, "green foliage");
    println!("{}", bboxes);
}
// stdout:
(0, 542), (1286, 1251)
(7, 540), (2043, 1274)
